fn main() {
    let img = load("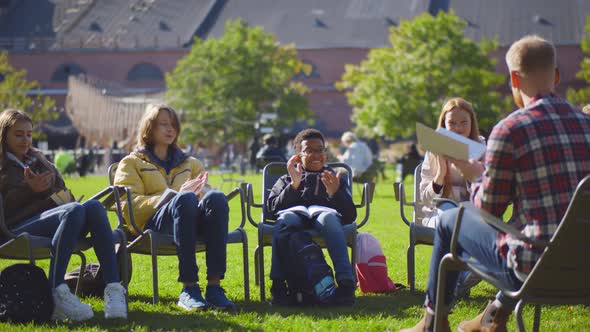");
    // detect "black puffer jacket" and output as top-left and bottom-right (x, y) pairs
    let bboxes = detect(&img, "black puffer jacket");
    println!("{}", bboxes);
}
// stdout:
(267, 165), (357, 225)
